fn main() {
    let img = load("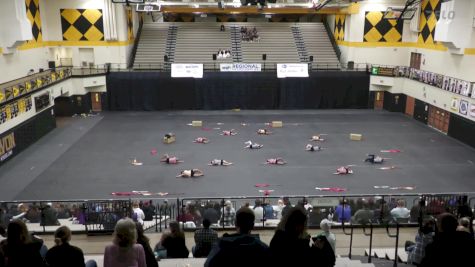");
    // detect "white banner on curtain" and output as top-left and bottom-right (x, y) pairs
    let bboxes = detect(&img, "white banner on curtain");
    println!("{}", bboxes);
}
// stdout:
(220, 63), (262, 72)
(277, 64), (309, 78)
(171, 64), (203, 78)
